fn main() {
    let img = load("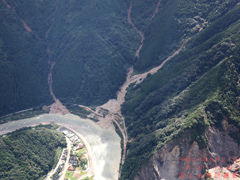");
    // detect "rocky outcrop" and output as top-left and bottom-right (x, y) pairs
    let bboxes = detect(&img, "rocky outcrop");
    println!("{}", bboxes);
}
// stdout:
(134, 121), (240, 180)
